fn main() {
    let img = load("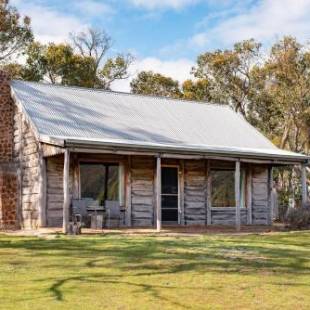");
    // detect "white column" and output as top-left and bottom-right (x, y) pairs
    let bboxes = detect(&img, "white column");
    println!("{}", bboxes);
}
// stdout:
(38, 155), (47, 227)
(126, 156), (132, 227)
(156, 156), (161, 232)
(180, 159), (185, 225)
(207, 160), (212, 225)
(246, 167), (252, 225)
(301, 163), (308, 208)
(235, 160), (241, 231)
(268, 167), (273, 225)
(63, 149), (70, 234)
